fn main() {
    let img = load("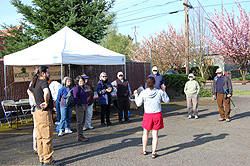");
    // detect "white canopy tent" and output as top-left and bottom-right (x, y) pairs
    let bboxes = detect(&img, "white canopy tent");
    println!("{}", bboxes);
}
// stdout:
(3, 26), (126, 99)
